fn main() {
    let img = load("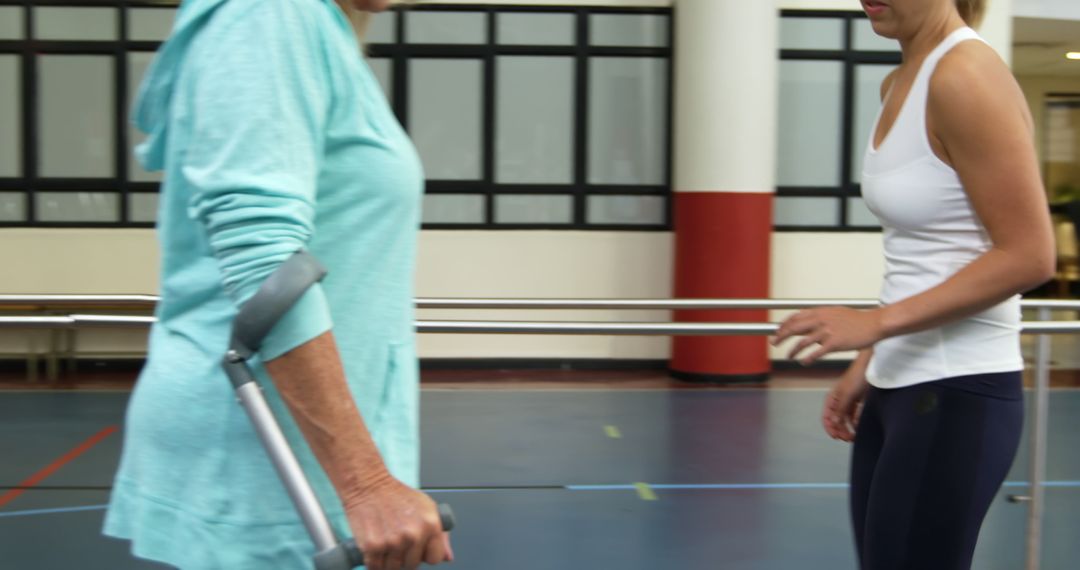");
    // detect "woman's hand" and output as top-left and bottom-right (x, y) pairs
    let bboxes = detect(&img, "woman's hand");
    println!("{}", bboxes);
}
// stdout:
(823, 367), (870, 443)
(773, 307), (886, 366)
(343, 472), (454, 570)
